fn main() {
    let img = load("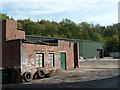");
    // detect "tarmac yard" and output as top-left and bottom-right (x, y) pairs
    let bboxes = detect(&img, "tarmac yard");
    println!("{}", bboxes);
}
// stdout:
(2, 59), (119, 88)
